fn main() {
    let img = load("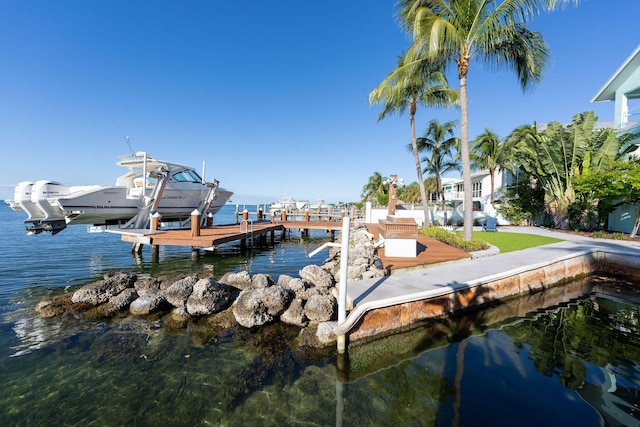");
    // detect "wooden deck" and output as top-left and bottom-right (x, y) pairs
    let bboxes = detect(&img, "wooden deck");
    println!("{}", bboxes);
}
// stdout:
(119, 220), (471, 272)
(366, 224), (471, 272)
(120, 220), (344, 248)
